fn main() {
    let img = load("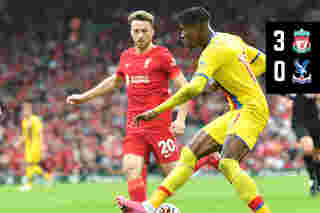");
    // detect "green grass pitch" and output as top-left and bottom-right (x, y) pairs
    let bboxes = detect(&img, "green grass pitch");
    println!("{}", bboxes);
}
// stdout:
(0, 175), (319, 213)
